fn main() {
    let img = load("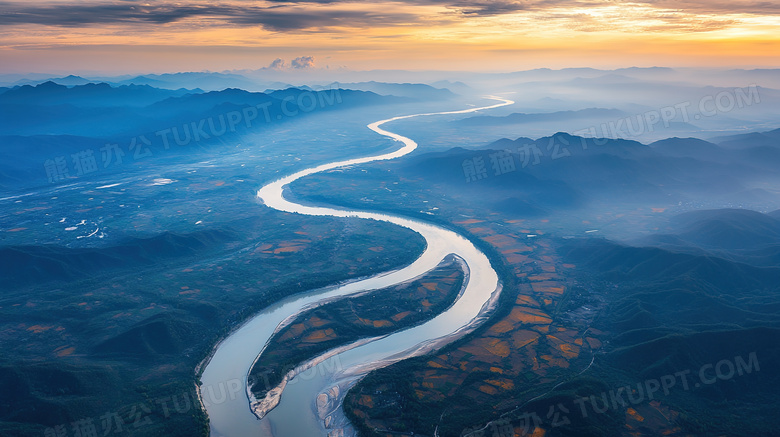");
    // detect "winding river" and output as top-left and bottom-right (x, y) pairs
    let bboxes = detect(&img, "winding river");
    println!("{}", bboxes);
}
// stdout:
(199, 97), (514, 436)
